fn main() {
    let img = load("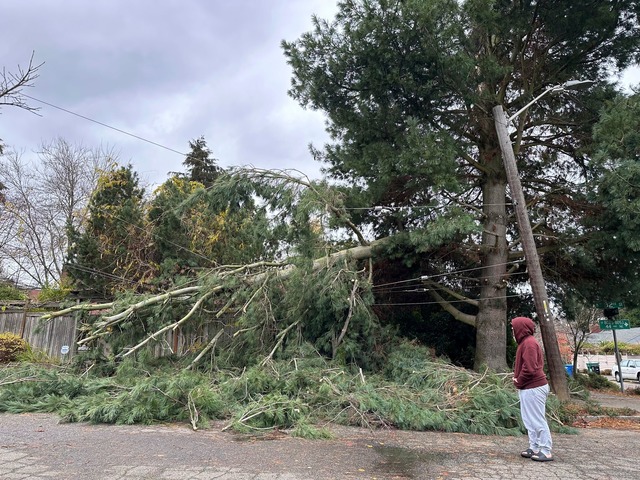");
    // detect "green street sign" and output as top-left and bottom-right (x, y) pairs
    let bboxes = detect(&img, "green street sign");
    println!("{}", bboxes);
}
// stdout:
(595, 301), (624, 309)
(599, 319), (630, 330)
